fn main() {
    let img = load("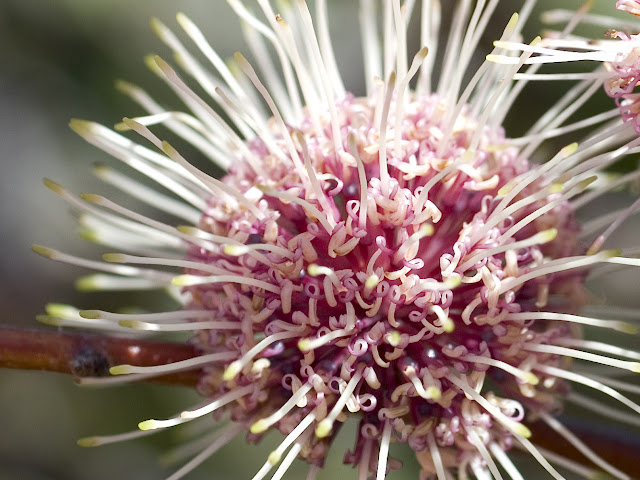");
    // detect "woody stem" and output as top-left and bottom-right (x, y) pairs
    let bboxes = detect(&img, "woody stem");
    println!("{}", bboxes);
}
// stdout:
(0, 325), (200, 387)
